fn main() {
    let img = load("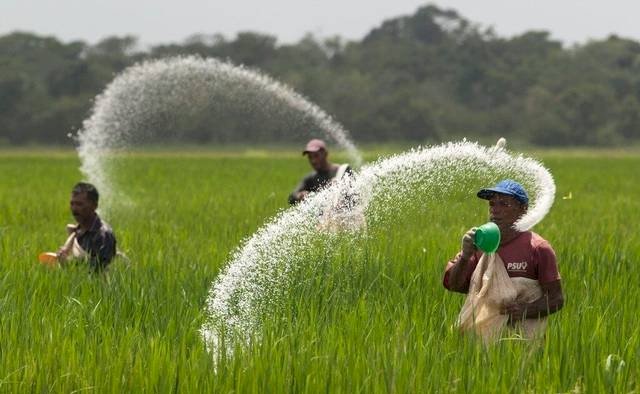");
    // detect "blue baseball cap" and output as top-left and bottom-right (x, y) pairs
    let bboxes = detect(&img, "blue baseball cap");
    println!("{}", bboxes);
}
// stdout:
(477, 179), (529, 205)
